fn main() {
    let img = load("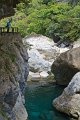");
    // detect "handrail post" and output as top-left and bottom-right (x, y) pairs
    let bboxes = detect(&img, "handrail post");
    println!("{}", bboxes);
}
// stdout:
(0, 27), (2, 35)
(17, 27), (18, 33)
(3, 28), (4, 32)
(1, 28), (2, 34)
(12, 27), (14, 33)
(1, 28), (3, 32)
